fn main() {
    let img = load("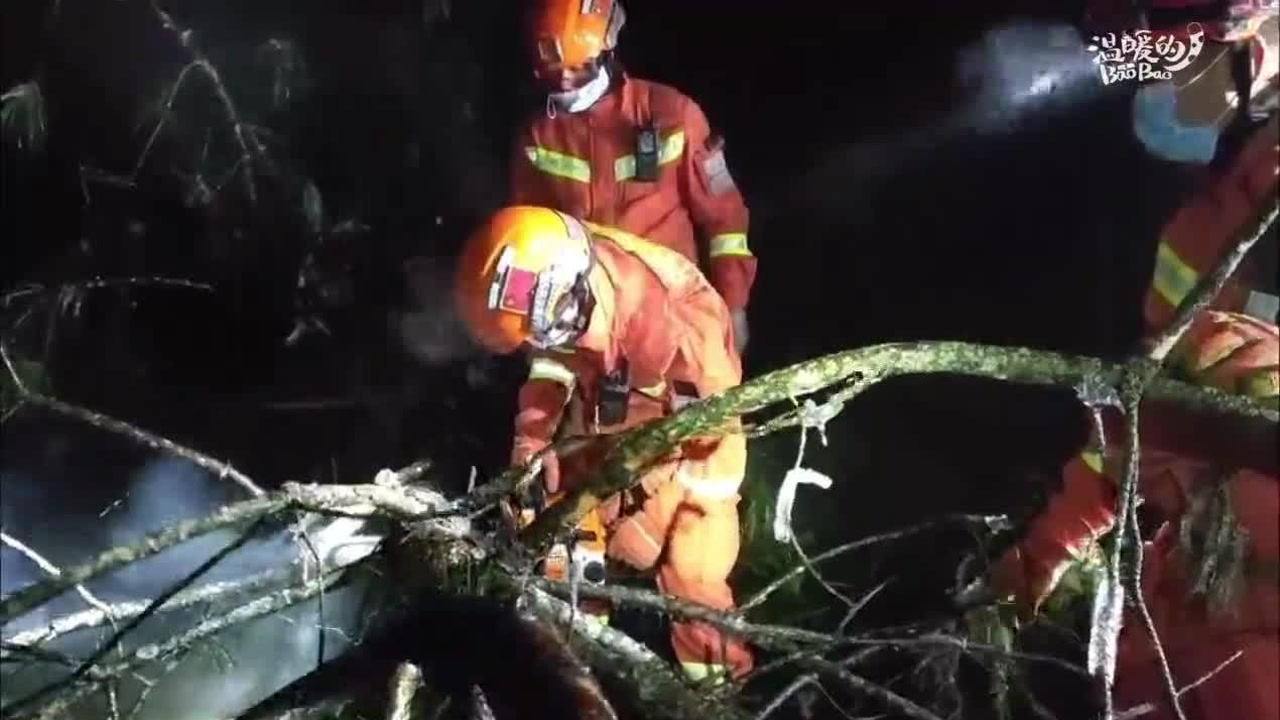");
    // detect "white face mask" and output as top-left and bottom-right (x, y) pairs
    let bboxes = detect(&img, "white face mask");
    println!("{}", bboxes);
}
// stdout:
(549, 65), (611, 114)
